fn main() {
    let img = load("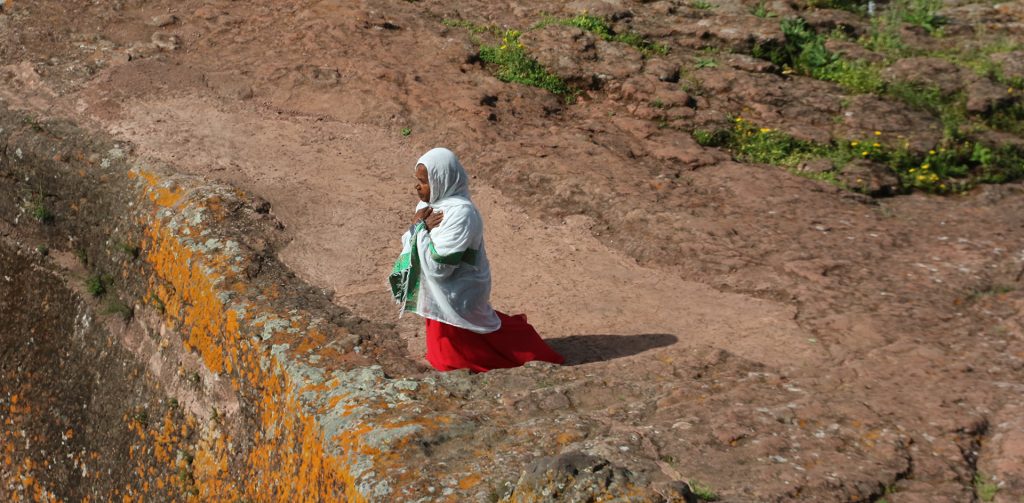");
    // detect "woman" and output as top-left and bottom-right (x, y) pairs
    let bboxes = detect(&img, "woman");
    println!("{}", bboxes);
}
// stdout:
(389, 147), (564, 372)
